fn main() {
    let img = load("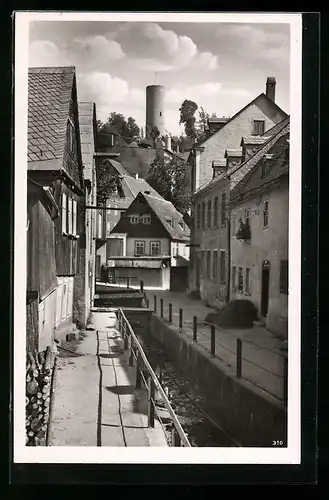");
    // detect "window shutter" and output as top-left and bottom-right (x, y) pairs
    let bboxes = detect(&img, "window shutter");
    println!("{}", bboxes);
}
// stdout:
(72, 200), (77, 237)
(68, 196), (72, 235)
(62, 193), (67, 234)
